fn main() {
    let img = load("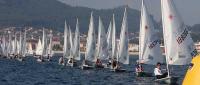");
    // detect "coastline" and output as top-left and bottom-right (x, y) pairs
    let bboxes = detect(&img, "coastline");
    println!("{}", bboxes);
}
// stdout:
(52, 51), (139, 56)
